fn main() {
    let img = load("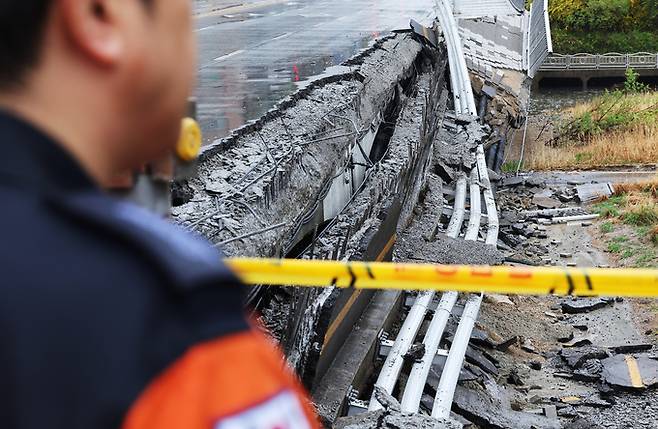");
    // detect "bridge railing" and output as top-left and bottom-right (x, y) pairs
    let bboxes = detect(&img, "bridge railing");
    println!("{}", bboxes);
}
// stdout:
(539, 52), (658, 71)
